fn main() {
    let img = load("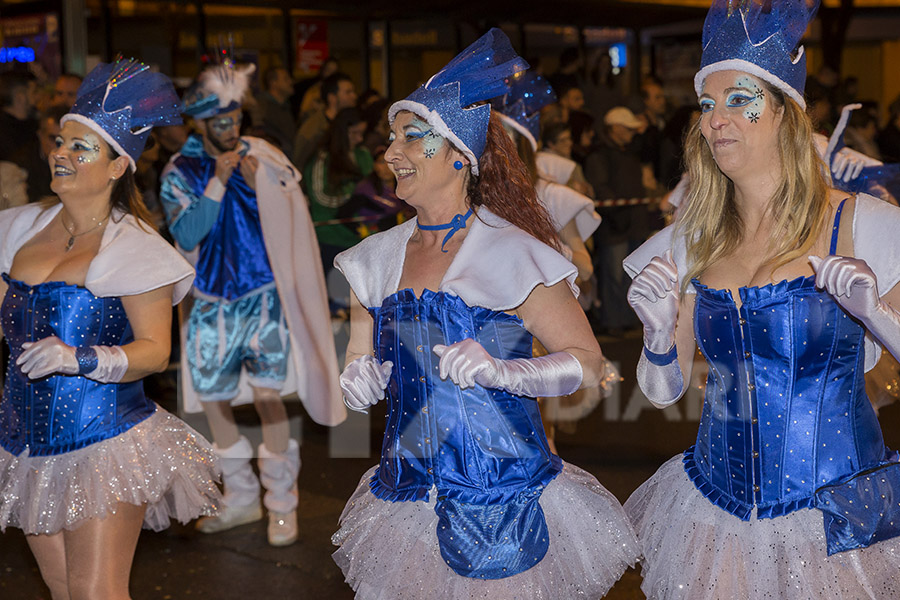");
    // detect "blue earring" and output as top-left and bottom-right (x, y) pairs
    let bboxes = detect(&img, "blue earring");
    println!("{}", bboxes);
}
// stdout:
(453, 160), (464, 171)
